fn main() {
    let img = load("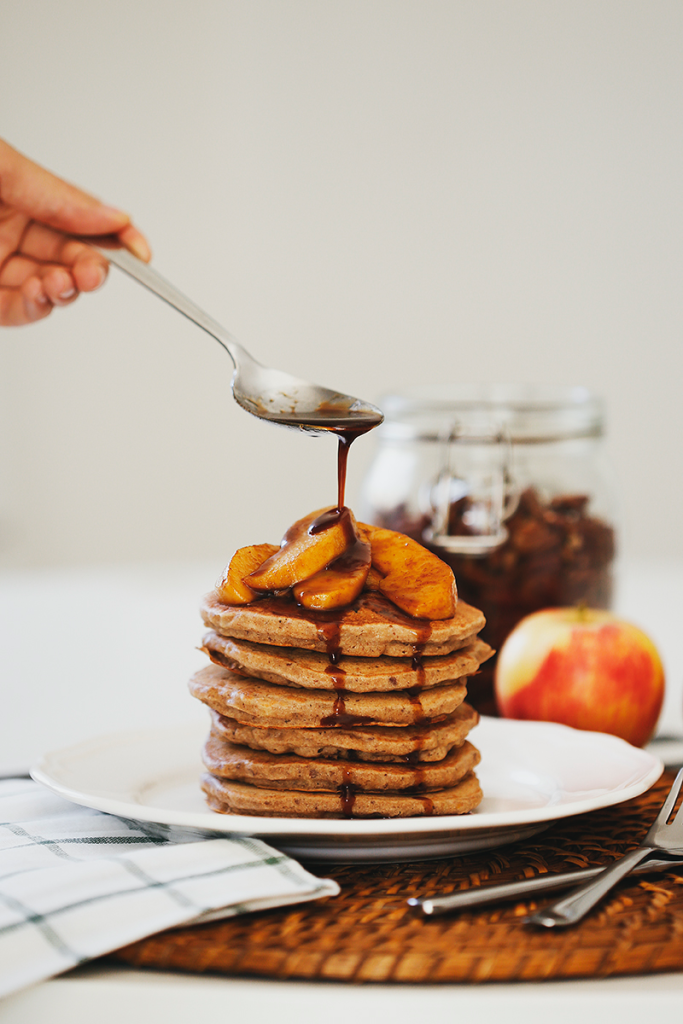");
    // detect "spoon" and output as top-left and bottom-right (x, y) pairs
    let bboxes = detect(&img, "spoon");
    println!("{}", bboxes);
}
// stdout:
(80, 236), (384, 436)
